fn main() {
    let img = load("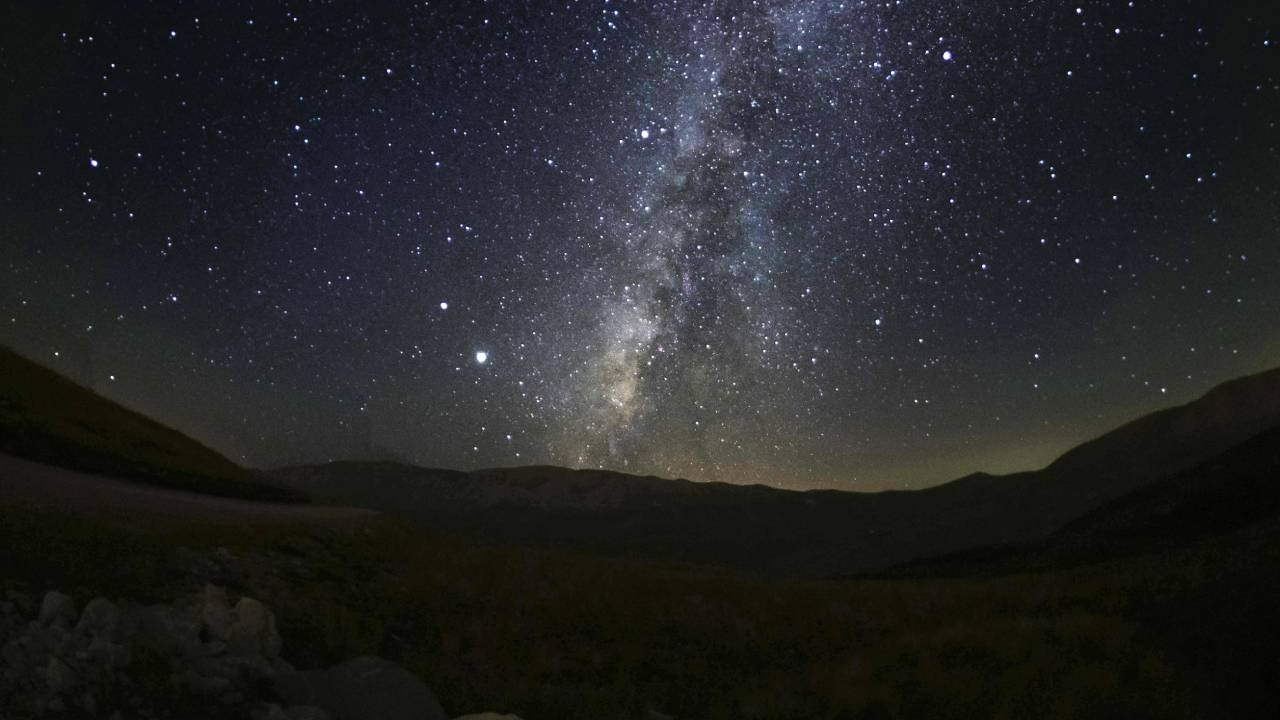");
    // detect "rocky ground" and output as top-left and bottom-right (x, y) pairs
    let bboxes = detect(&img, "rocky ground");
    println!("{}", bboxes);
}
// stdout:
(0, 585), (518, 720)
